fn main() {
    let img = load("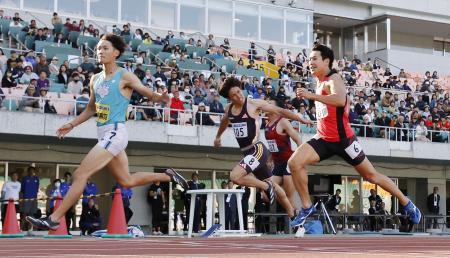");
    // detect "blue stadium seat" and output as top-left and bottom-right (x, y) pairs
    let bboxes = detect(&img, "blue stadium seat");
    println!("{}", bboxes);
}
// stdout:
(178, 60), (210, 71)
(186, 46), (207, 58)
(3, 99), (18, 111)
(25, 36), (35, 50)
(8, 26), (22, 39)
(130, 39), (142, 52)
(215, 59), (236, 73)
(121, 35), (132, 45)
(53, 23), (63, 34)
(77, 35), (99, 50)
(168, 38), (186, 50)
(156, 52), (172, 63)
(68, 31), (80, 45)
(61, 26), (69, 39)
(236, 67), (265, 79)
(49, 83), (66, 93)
